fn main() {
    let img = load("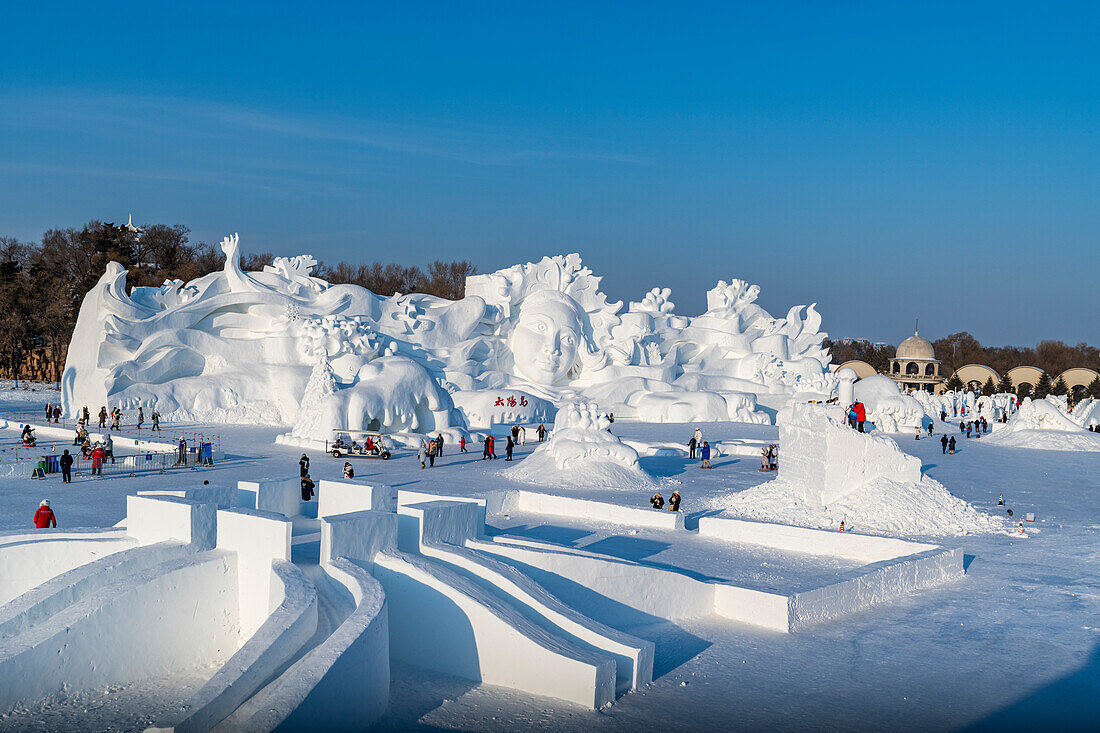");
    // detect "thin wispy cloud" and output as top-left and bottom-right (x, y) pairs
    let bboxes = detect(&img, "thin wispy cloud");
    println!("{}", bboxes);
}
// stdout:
(0, 90), (646, 168)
